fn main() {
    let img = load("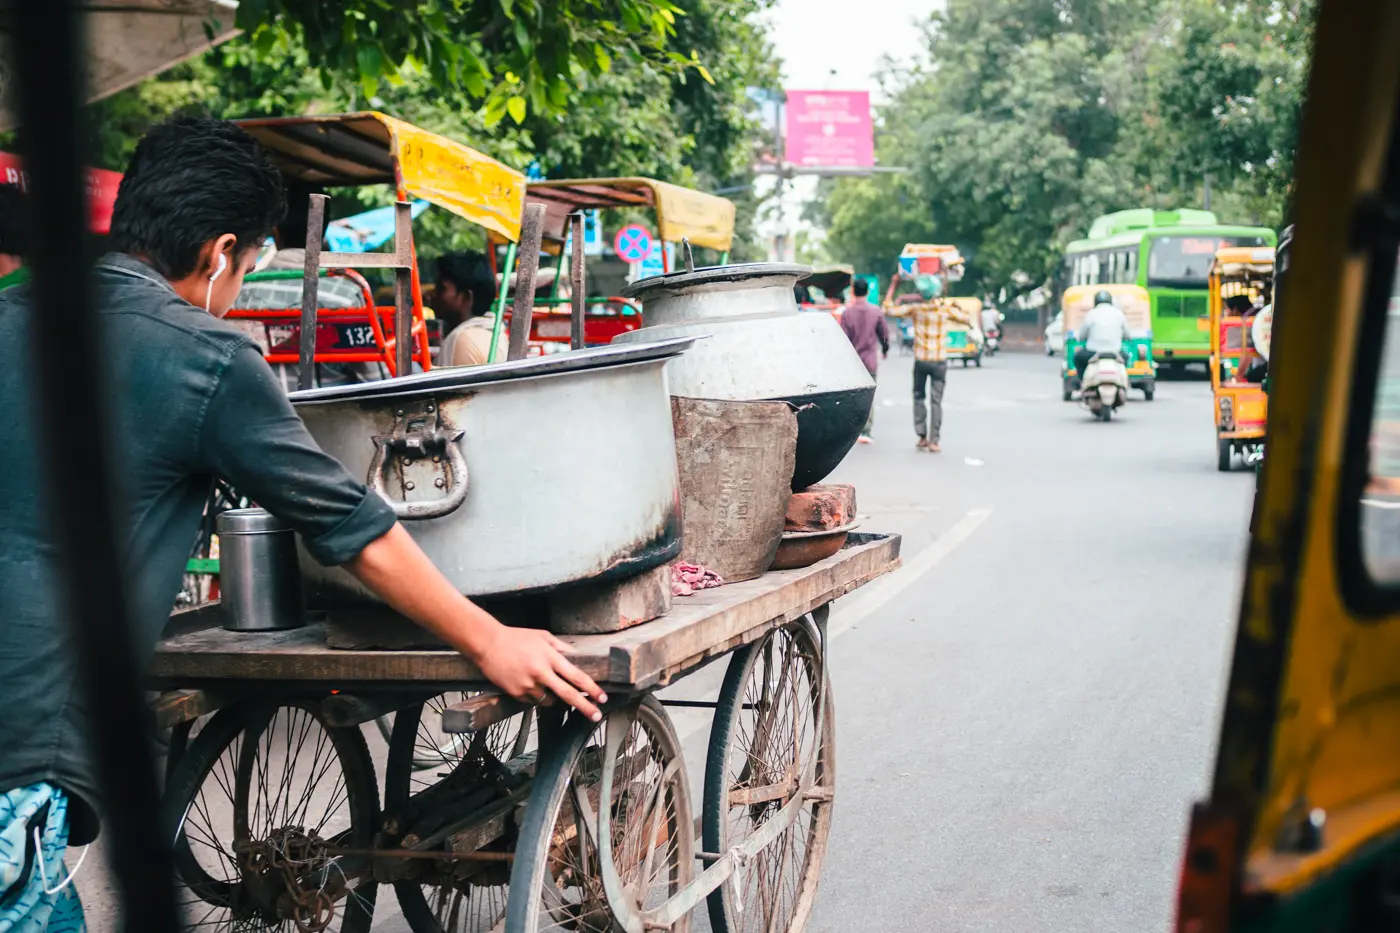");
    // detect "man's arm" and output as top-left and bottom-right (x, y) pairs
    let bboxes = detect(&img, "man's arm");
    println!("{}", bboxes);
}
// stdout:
(199, 345), (606, 718)
(876, 312), (890, 355)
